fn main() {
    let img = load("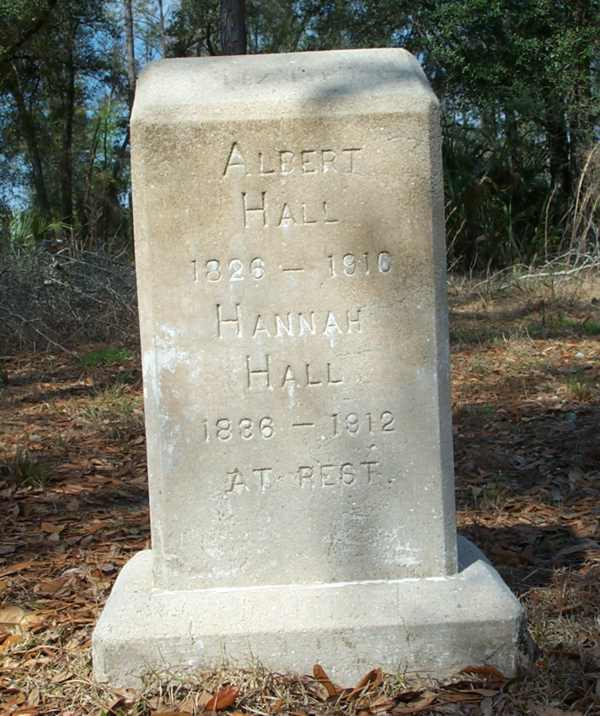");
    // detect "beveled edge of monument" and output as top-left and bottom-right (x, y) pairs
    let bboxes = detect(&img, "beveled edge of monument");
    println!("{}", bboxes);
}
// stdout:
(131, 48), (437, 125)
